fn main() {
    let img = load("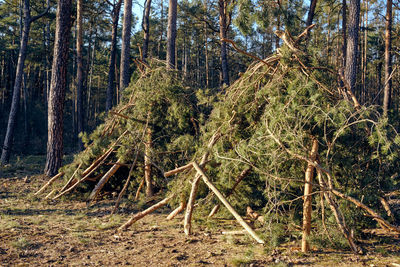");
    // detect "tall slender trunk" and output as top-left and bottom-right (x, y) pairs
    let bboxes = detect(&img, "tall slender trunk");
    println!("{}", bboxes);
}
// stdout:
(362, 0), (368, 103)
(44, 0), (72, 177)
(142, 0), (152, 61)
(341, 0), (347, 83)
(1, 0), (49, 165)
(166, 0), (177, 69)
(119, 0), (132, 92)
(344, 0), (360, 94)
(183, 32), (188, 80)
(218, 0), (229, 87)
(76, 0), (84, 150)
(106, 0), (122, 111)
(87, 31), (96, 120)
(157, 0), (164, 58)
(45, 20), (51, 100)
(383, 0), (392, 115)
